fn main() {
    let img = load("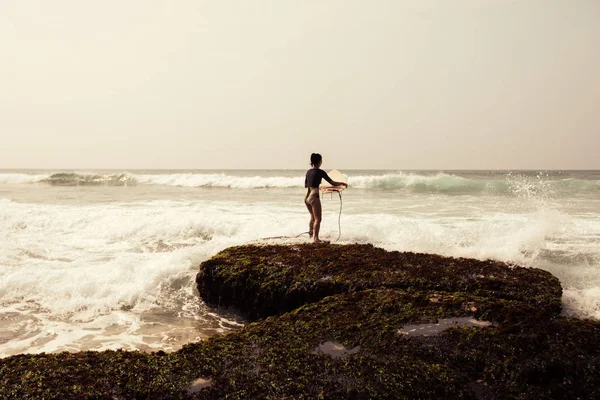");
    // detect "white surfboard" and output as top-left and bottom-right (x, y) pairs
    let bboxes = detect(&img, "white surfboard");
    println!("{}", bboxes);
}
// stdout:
(320, 169), (348, 193)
